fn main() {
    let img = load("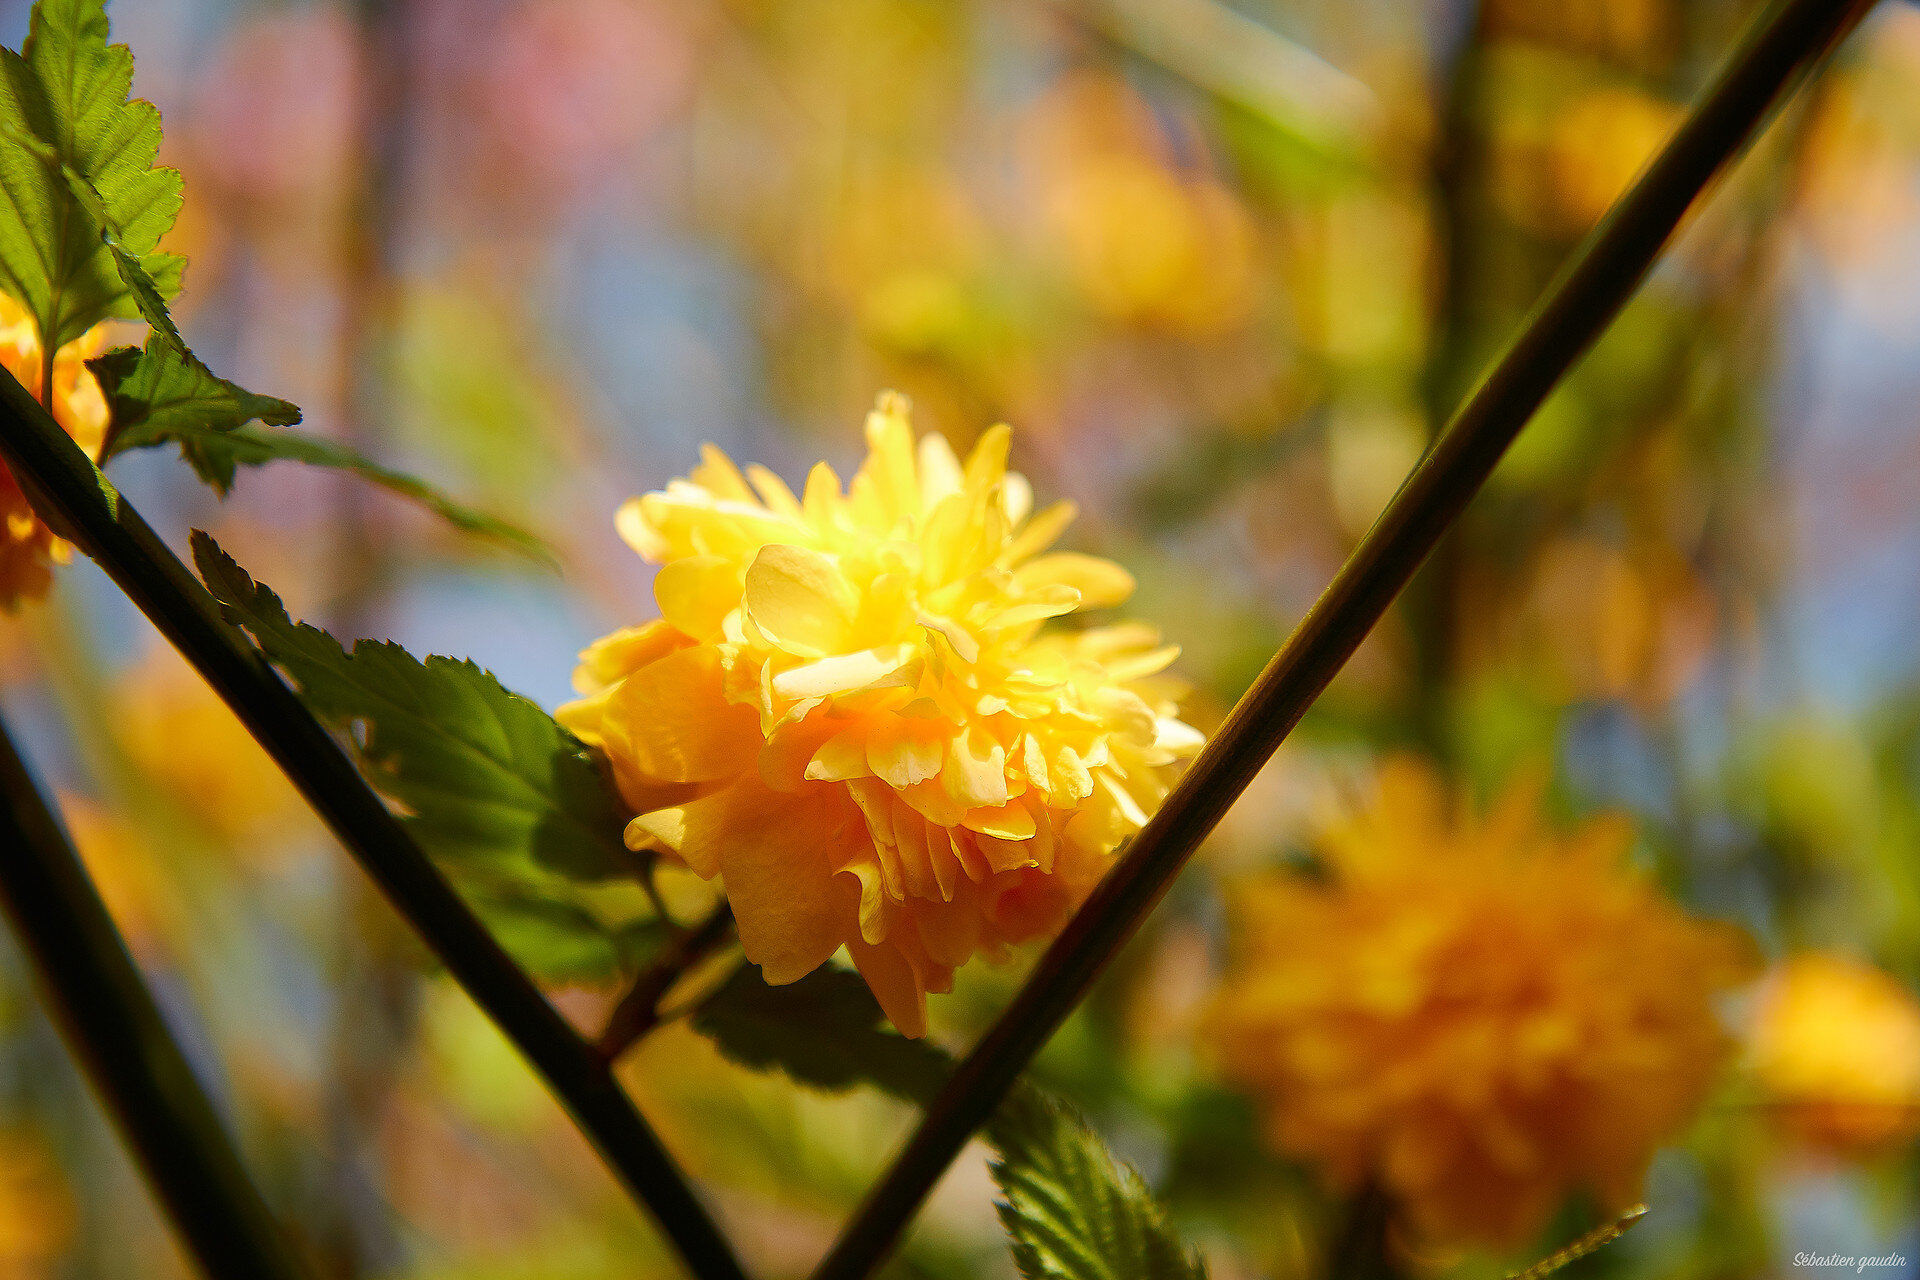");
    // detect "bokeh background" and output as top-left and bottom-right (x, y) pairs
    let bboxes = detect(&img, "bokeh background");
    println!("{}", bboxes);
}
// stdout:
(1, 0), (1919, 1275)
